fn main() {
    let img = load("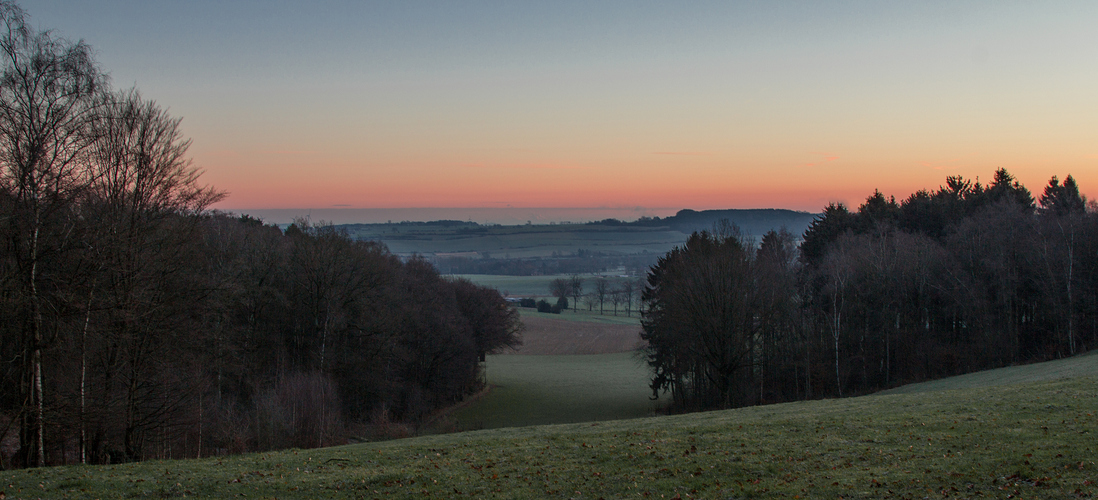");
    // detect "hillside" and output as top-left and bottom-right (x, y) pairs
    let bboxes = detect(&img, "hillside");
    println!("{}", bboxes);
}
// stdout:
(3, 353), (1095, 498)
(880, 350), (1098, 395)
(635, 208), (818, 236)
(335, 208), (817, 260)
